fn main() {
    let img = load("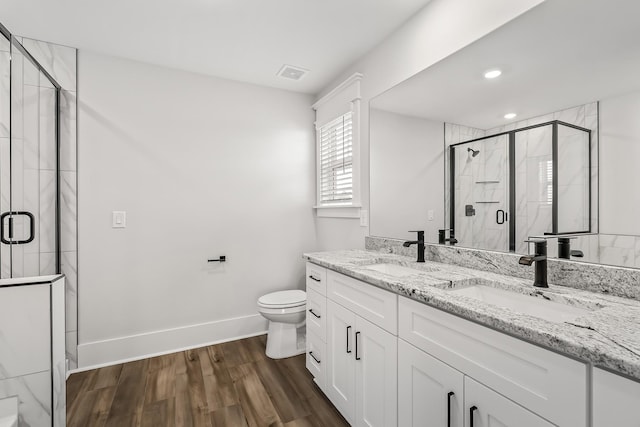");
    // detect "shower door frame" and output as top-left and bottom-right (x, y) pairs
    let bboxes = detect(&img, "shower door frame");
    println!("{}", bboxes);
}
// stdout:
(449, 120), (592, 253)
(0, 22), (62, 276)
